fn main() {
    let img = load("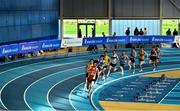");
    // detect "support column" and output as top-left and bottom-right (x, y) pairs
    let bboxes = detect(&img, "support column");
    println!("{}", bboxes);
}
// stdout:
(108, 0), (112, 36)
(60, 0), (64, 39)
(179, 22), (180, 35)
(160, 0), (163, 35)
